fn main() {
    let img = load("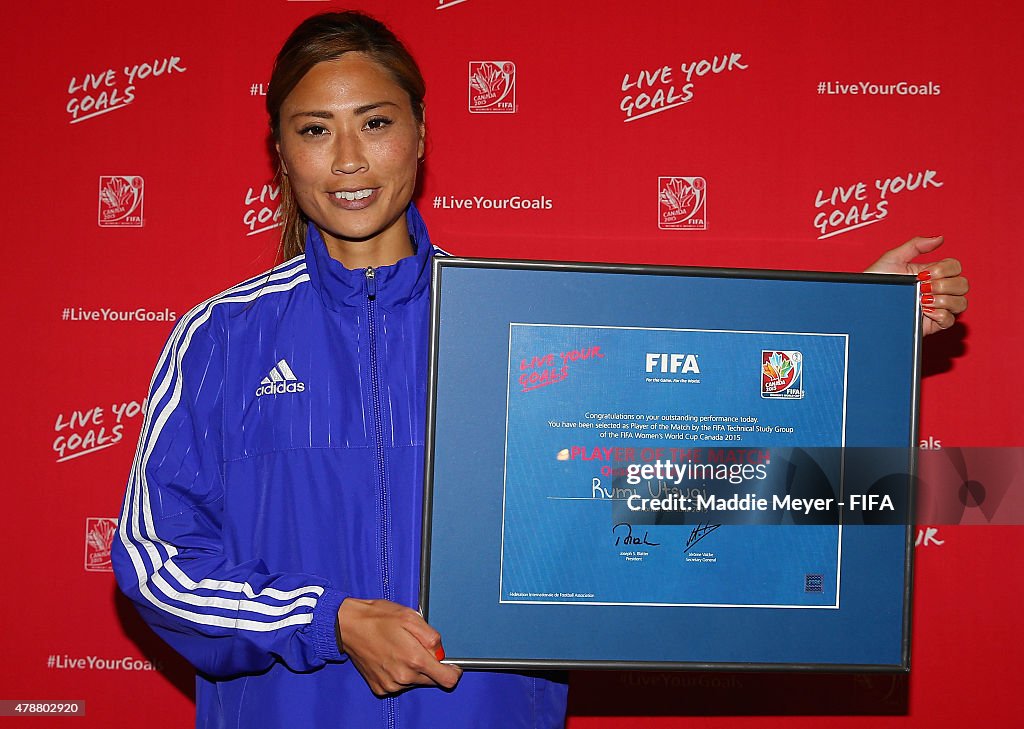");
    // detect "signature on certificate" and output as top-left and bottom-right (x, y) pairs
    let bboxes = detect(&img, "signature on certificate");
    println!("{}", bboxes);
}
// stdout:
(685, 522), (721, 552)
(612, 522), (660, 547)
